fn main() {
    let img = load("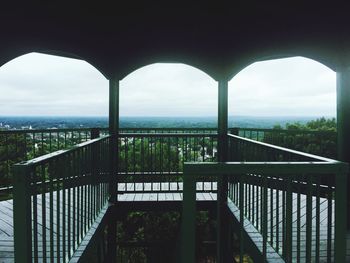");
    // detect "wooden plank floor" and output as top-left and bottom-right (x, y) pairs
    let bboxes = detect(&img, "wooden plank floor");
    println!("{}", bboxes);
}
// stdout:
(229, 186), (350, 263)
(117, 182), (217, 202)
(0, 183), (350, 262)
